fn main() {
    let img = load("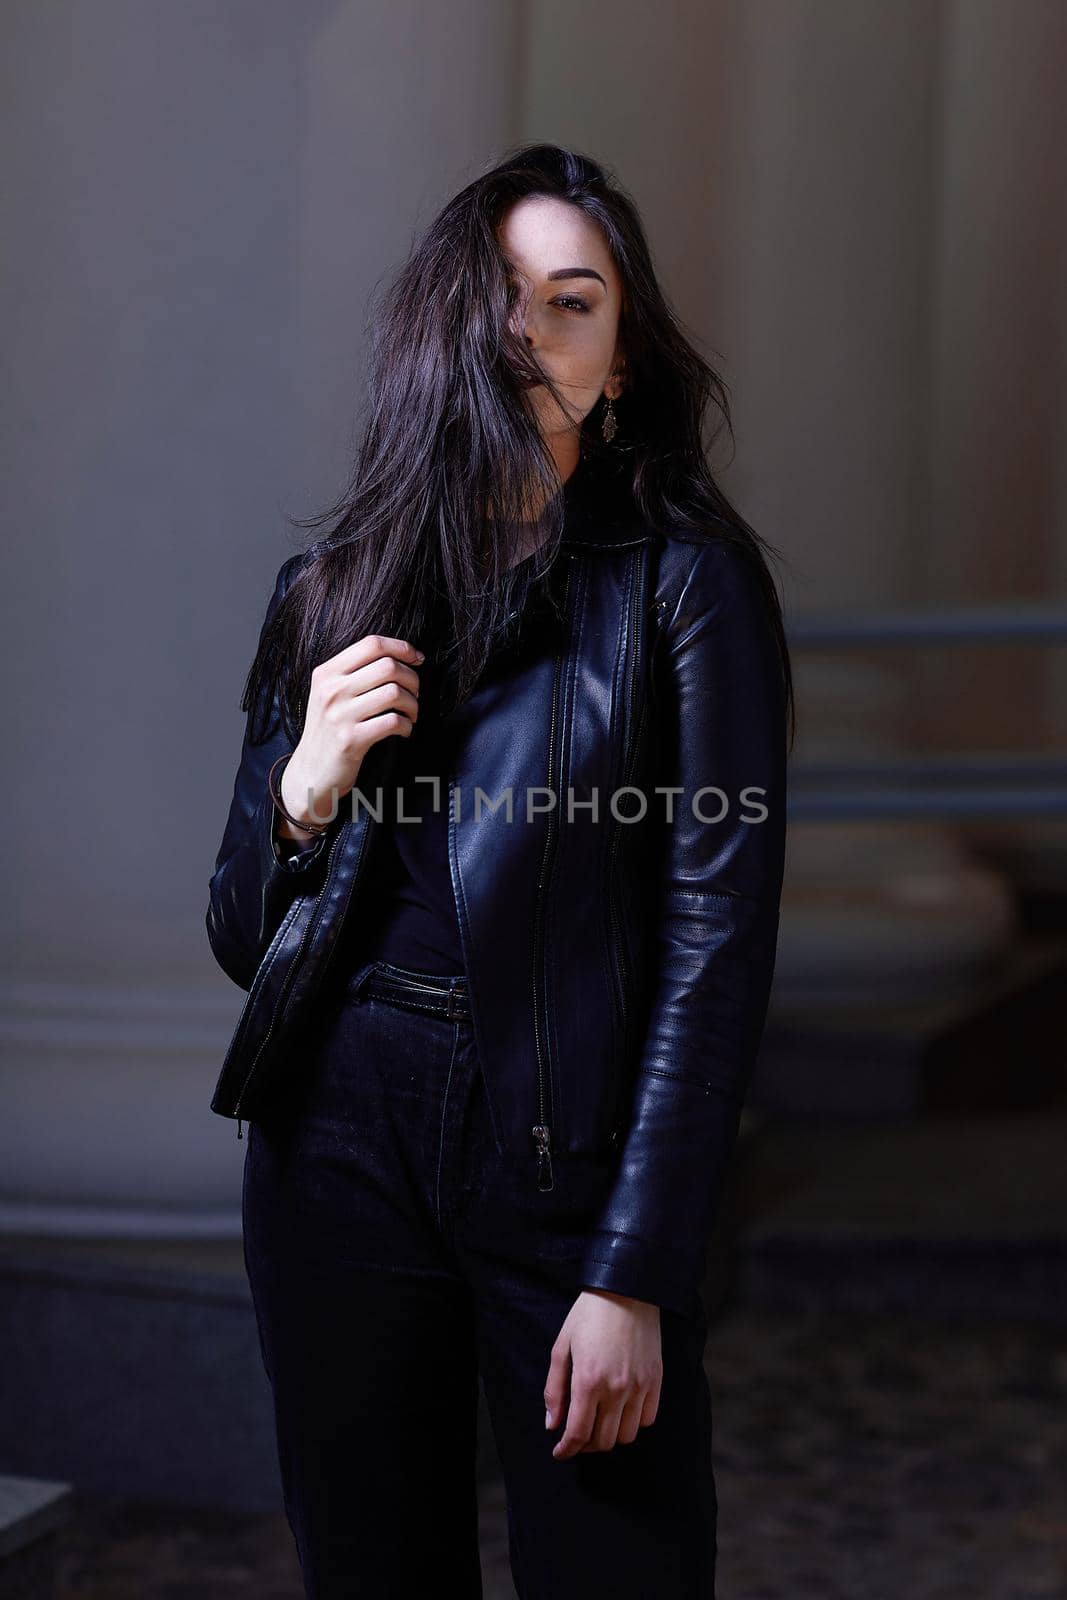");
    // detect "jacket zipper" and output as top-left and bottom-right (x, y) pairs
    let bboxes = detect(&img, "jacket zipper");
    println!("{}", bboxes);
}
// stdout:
(221, 891), (306, 1140)
(604, 553), (651, 1141)
(608, 700), (645, 995)
(605, 555), (640, 1052)
(232, 813), (371, 1134)
(529, 559), (576, 1190)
